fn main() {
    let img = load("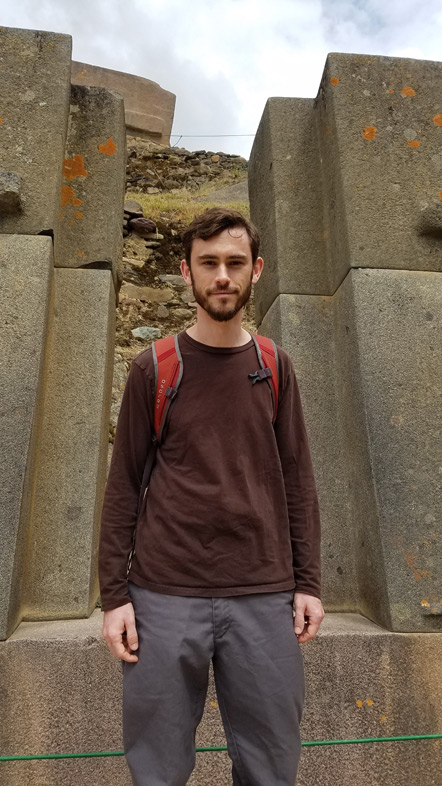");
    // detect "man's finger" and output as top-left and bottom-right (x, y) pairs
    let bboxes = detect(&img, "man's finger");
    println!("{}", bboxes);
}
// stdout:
(294, 607), (306, 636)
(126, 619), (139, 652)
(109, 633), (139, 662)
(297, 615), (320, 644)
